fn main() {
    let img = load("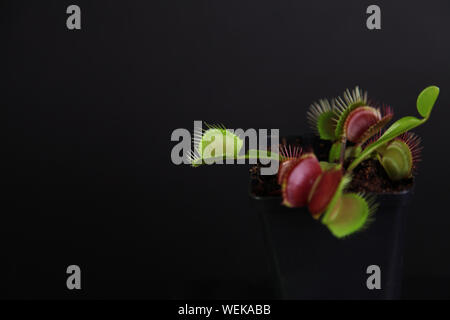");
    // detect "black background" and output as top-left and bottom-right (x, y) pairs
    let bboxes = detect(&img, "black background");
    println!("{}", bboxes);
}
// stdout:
(1, 0), (450, 299)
